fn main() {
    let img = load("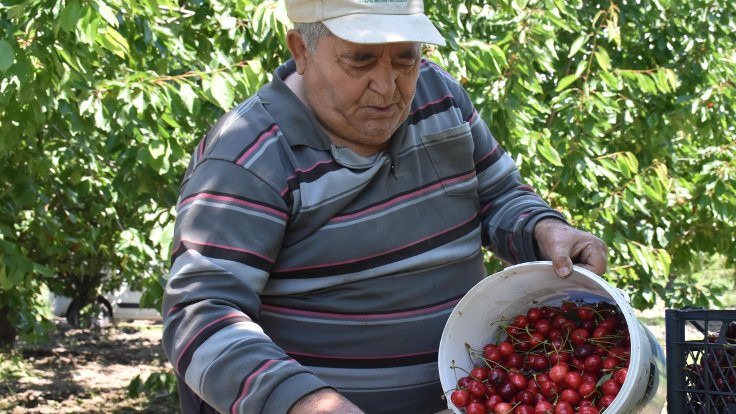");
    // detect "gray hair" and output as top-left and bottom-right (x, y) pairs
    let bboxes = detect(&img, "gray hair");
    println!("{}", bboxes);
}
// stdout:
(293, 22), (333, 52)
